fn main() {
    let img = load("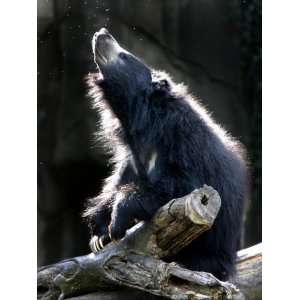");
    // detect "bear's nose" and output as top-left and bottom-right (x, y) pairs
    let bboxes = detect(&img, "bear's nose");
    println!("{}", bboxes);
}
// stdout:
(94, 28), (112, 42)
(95, 28), (110, 38)
(99, 27), (109, 35)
